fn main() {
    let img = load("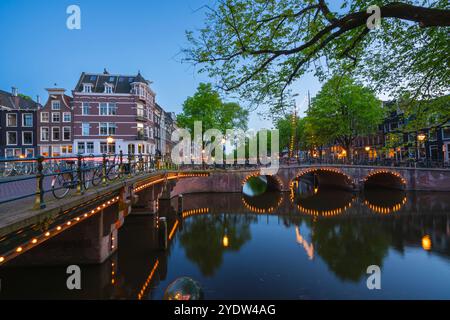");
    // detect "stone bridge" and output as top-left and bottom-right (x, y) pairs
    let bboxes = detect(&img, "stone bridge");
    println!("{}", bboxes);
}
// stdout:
(171, 164), (450, 196)
(1, 164), (449, 267)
